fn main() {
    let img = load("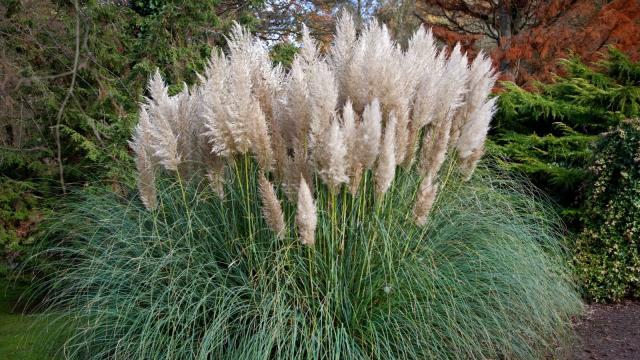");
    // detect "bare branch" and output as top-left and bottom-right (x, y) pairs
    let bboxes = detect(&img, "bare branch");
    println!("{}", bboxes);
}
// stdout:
(55, 0), (81, 194)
